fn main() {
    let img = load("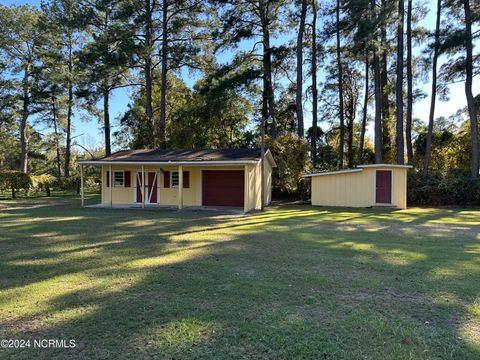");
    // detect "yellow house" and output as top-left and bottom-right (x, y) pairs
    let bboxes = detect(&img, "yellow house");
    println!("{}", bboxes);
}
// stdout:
(305, 164), (412, 209)
(78, 149), (276, 212)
